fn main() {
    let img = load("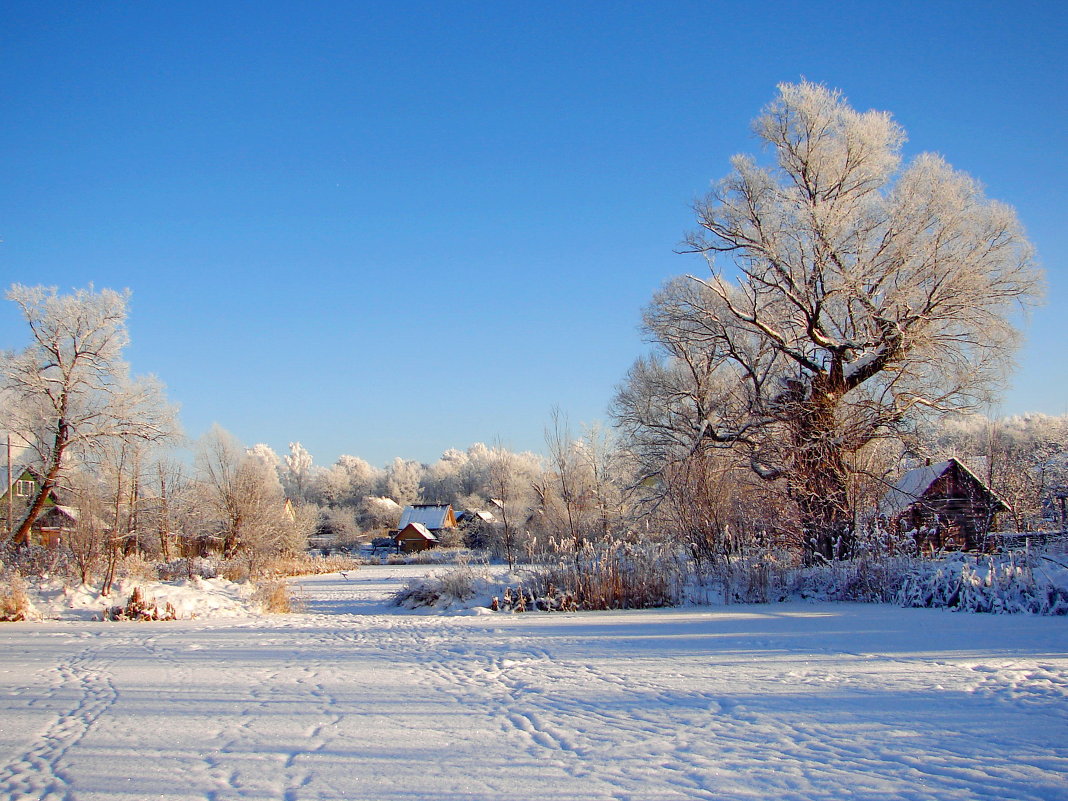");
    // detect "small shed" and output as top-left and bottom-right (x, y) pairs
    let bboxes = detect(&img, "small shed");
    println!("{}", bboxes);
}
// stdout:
(395, 522), (438, 553)
(33, 505), (78, 549)
(879, 458), (1008, 552)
